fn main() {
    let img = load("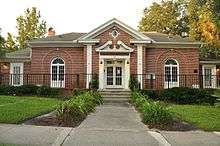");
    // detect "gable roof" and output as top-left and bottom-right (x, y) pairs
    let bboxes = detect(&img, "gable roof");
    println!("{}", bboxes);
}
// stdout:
(78, 18), (153, 42)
